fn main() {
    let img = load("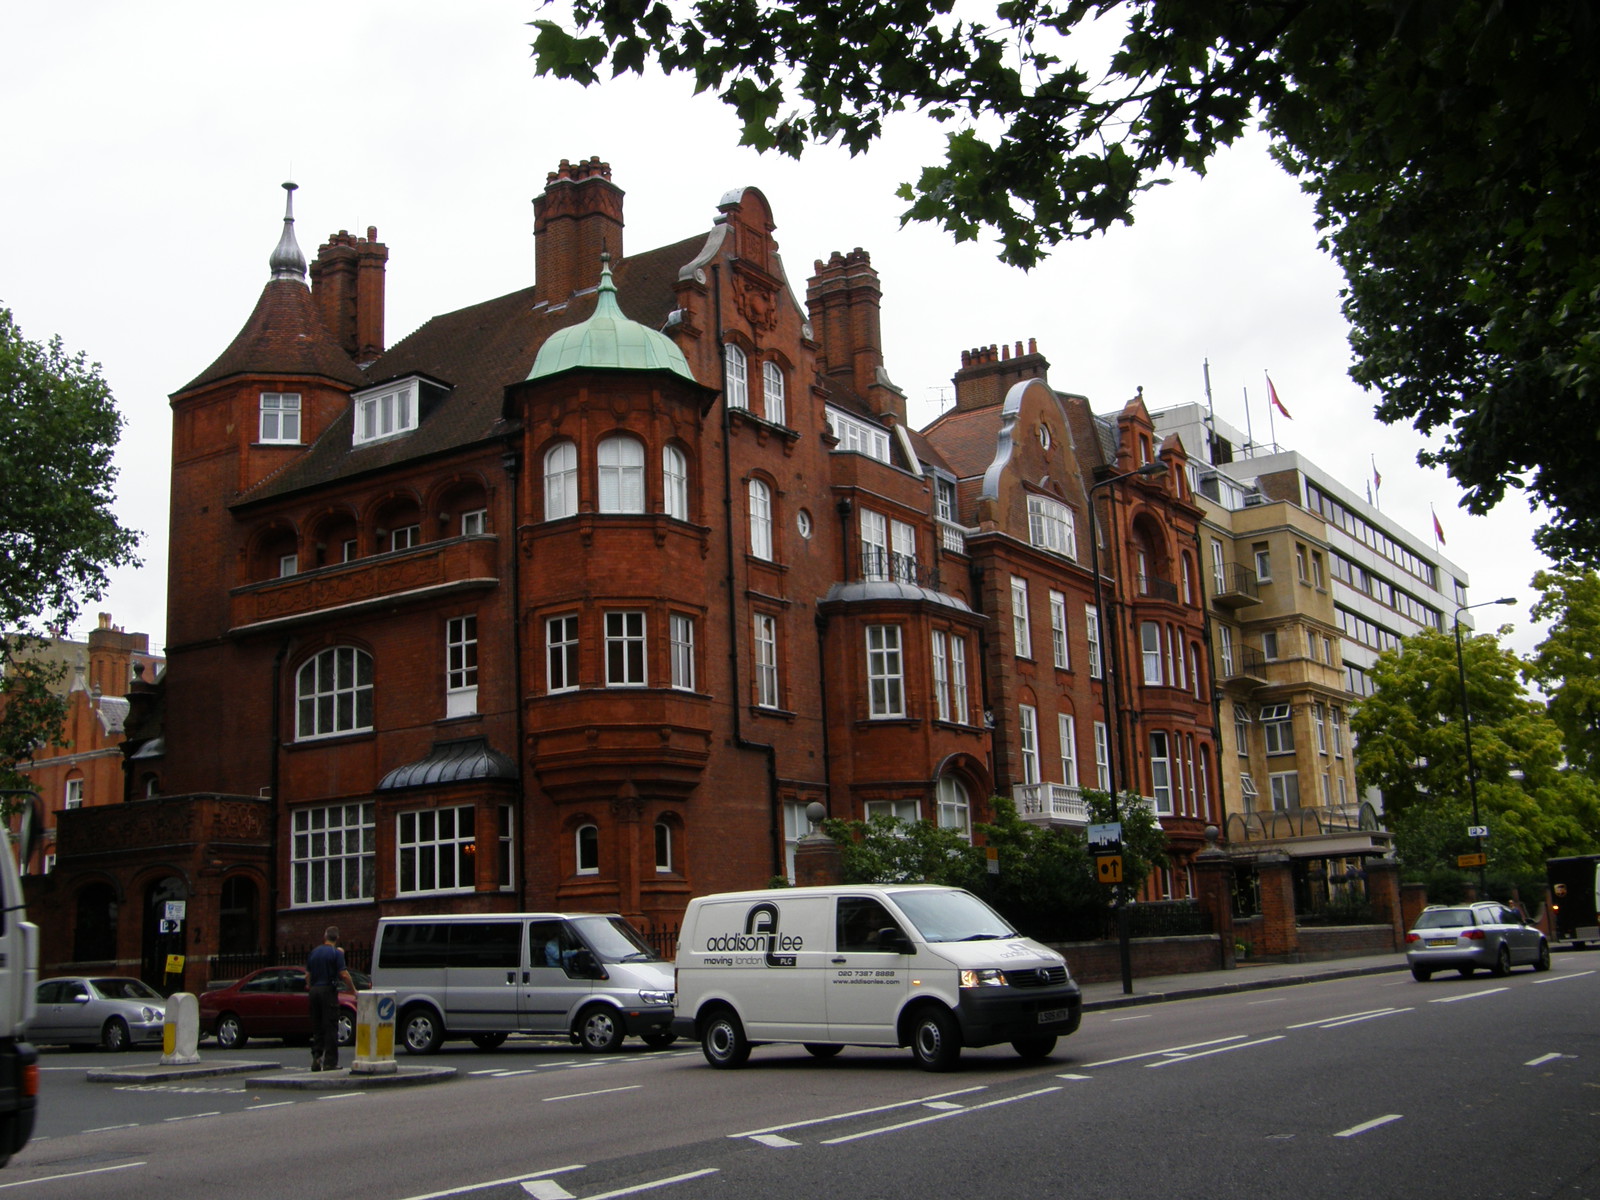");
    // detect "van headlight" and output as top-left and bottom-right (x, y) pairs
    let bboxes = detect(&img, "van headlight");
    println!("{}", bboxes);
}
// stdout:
(960, 969), (1007, 988)
(638, 990), (674, 1007)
